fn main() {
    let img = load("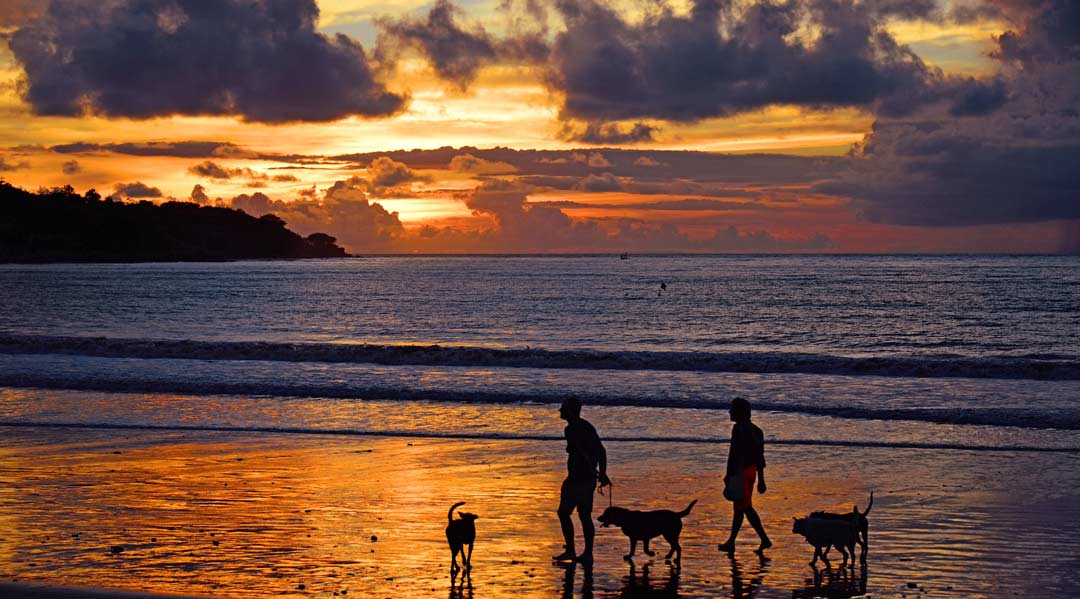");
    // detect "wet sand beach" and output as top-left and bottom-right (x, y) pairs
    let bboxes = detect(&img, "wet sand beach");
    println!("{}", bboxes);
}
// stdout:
(2, 424), (1079, 598)
(0, 582), (213, 599)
